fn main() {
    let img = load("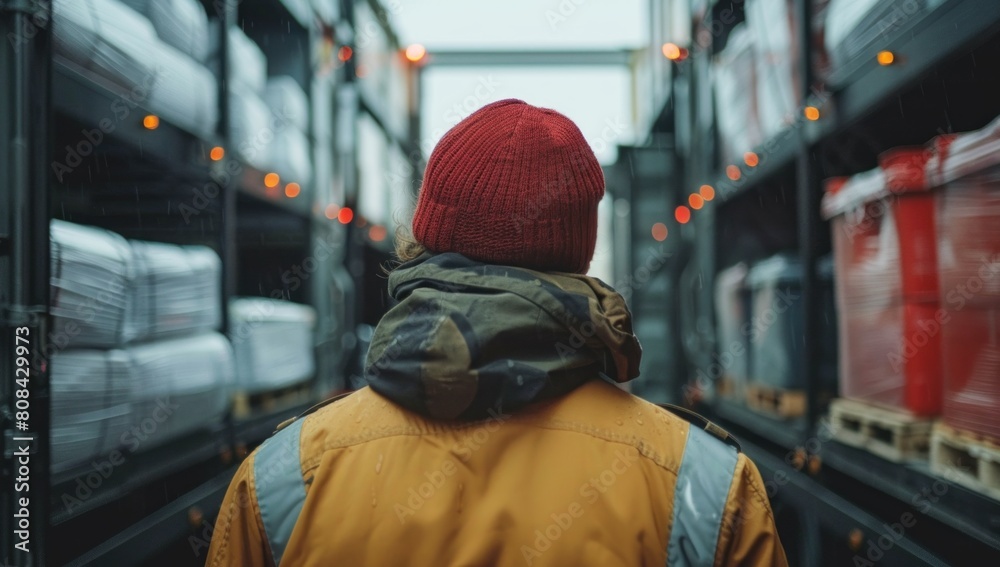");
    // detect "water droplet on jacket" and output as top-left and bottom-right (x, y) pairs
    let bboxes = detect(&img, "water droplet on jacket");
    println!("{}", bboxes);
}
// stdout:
(375, 454), (384, 474)
(355, 415), (362, 423)
(636, 419), (644, 425)
(516, 375), (524, 385)
(372, 498), (377, 507)
(615, 419), (624, 426)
